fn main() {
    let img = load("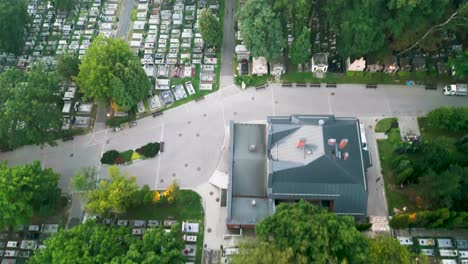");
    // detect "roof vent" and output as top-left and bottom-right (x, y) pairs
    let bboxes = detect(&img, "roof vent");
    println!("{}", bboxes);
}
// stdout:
(339, 139), (348, 149)
(328, 138), (336, 146)
(343, 152), (349, 160)
(318, 119), (325, 126)
(249, 144), (256, 152)
(296, 139), (305, 148)
(251, 200), (256, 207)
